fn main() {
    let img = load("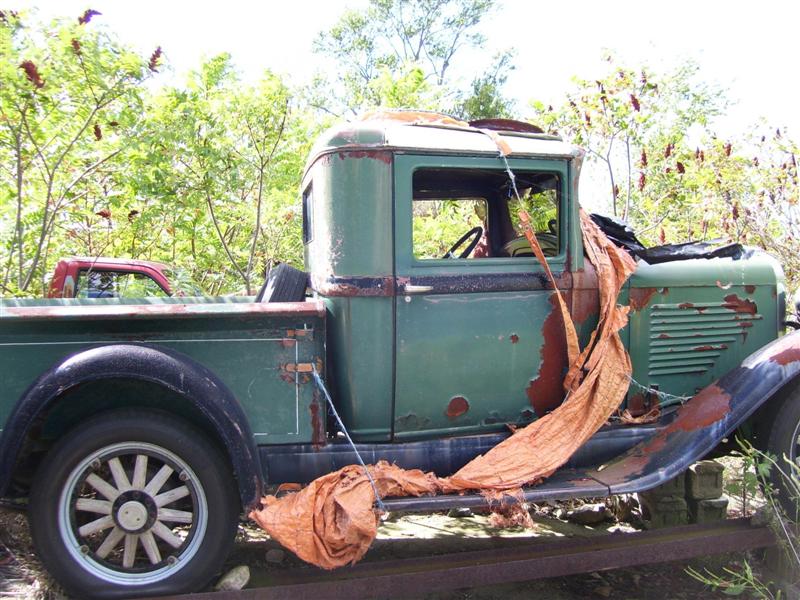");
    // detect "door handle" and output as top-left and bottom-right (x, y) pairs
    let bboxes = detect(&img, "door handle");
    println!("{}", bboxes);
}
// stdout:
(403, 284), (433, 294)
